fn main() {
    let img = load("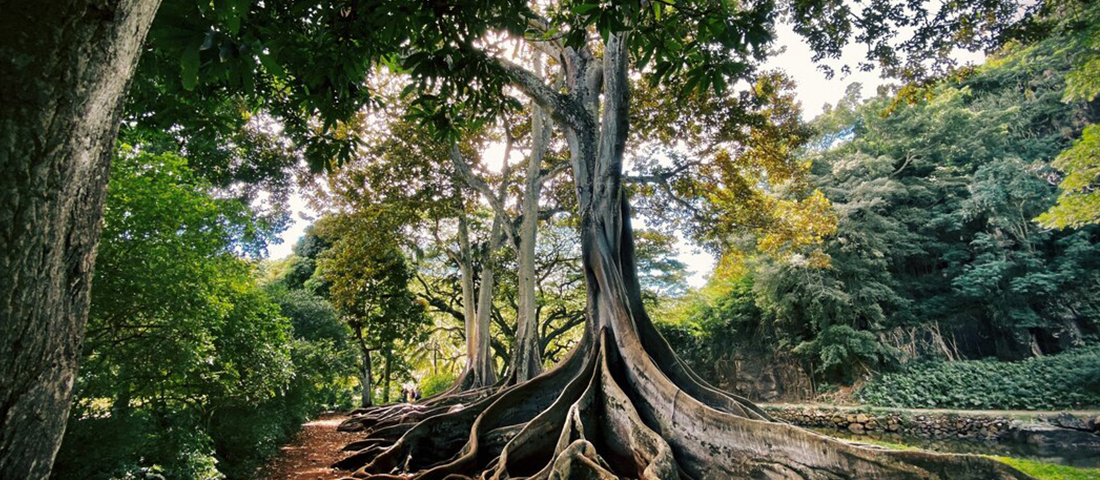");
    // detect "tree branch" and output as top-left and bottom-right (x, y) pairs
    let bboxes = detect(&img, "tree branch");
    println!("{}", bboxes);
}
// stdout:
(449, 143), (520, 247)
(492, 55), (590, 133)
